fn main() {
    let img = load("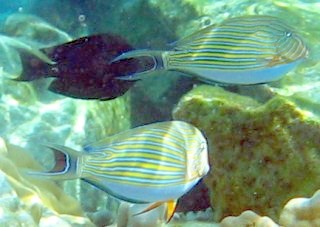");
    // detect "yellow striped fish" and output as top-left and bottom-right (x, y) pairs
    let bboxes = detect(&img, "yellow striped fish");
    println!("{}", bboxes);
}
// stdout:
(112, 15), (308, 85)
(28, 121), (209, 222)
